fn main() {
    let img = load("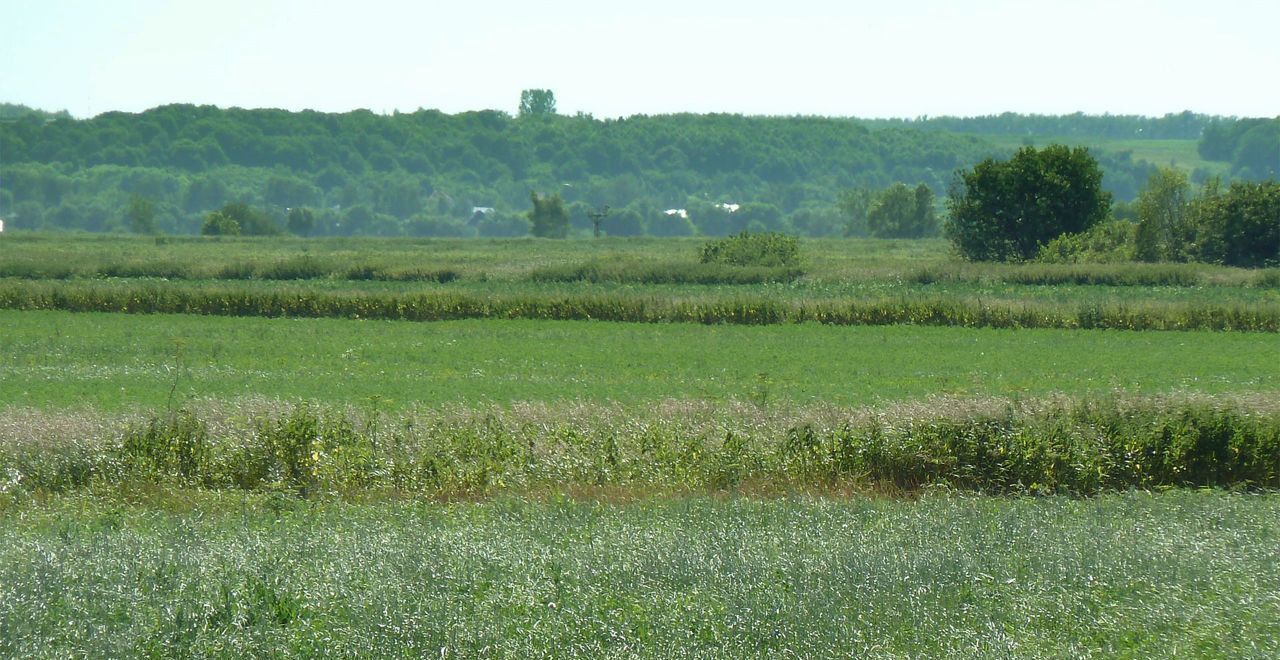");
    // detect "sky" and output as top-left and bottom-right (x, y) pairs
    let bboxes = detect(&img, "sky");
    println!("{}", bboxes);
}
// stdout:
(2, 0), (1278, 119)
